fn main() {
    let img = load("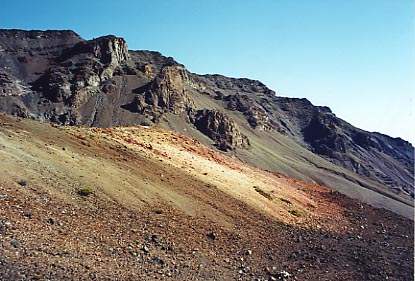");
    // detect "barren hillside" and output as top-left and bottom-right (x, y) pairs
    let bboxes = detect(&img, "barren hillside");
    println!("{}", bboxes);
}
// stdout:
(0, 113), (413, 280)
